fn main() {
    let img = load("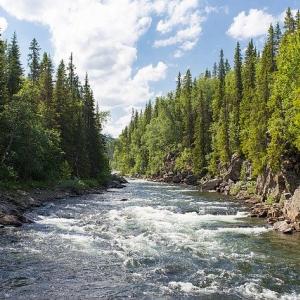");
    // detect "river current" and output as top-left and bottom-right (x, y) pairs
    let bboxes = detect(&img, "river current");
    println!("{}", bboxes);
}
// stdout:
(0, 179), (300, 299)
